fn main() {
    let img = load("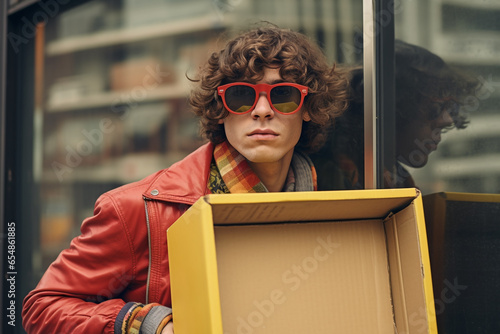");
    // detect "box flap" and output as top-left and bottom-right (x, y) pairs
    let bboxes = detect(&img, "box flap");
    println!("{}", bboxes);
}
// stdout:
(206, 189), (418, 225)
(167, 199), (224, 333)
(386, 199), (437, 334)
